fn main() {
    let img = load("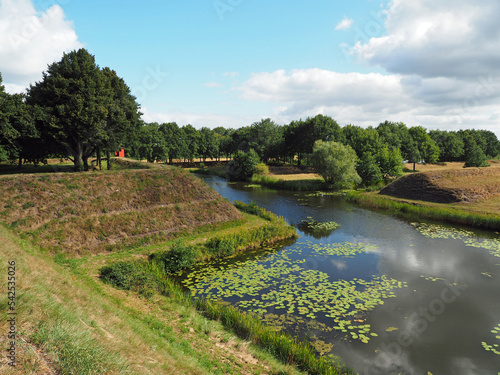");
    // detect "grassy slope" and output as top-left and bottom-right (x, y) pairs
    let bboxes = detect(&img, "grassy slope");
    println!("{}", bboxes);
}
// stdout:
(0, 224), (308, 375)
(0, 162), (308, 374)
(380, 164), (500, 215)
(0, 165), (243, 254)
